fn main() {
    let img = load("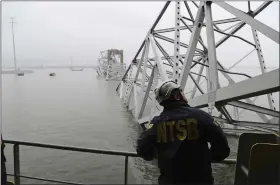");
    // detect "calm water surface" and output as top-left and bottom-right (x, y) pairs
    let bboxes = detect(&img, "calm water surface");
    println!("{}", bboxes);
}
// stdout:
(3, 67), (277, 184)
